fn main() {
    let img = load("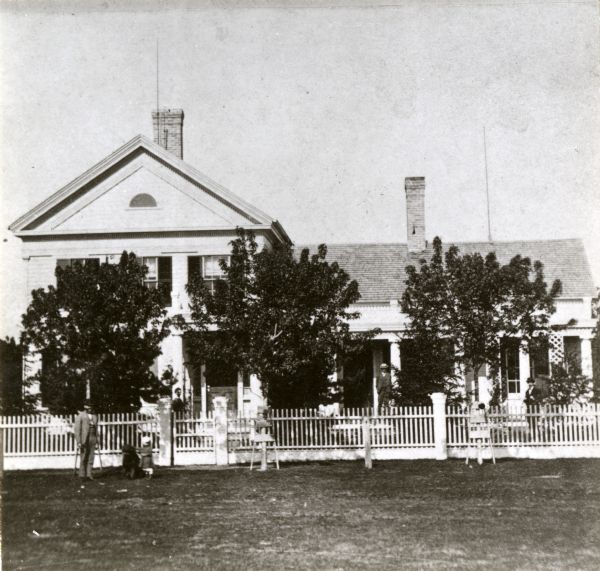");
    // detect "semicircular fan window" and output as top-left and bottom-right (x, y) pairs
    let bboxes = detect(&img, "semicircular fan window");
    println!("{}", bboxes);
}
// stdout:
(129, 193), (157, 208)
